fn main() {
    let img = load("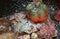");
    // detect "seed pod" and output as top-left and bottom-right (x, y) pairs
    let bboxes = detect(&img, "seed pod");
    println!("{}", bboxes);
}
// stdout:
(31, 33), (38, 39)
(26, 2), (35, 10)
(35, 2), (41, 8)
